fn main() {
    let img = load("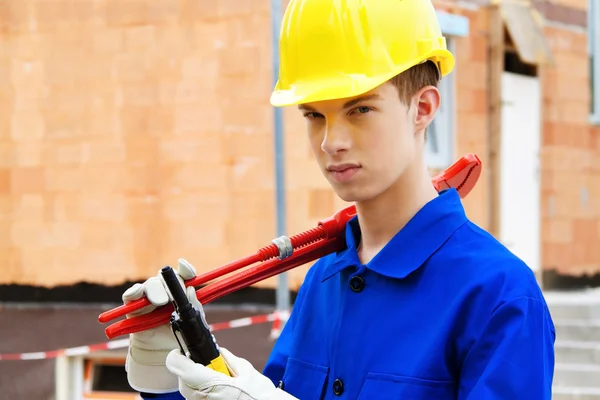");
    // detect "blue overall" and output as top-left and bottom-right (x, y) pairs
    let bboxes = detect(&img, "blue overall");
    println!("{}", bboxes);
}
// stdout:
(262, 188), (555, 399)
(143, 189), (555, 399)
